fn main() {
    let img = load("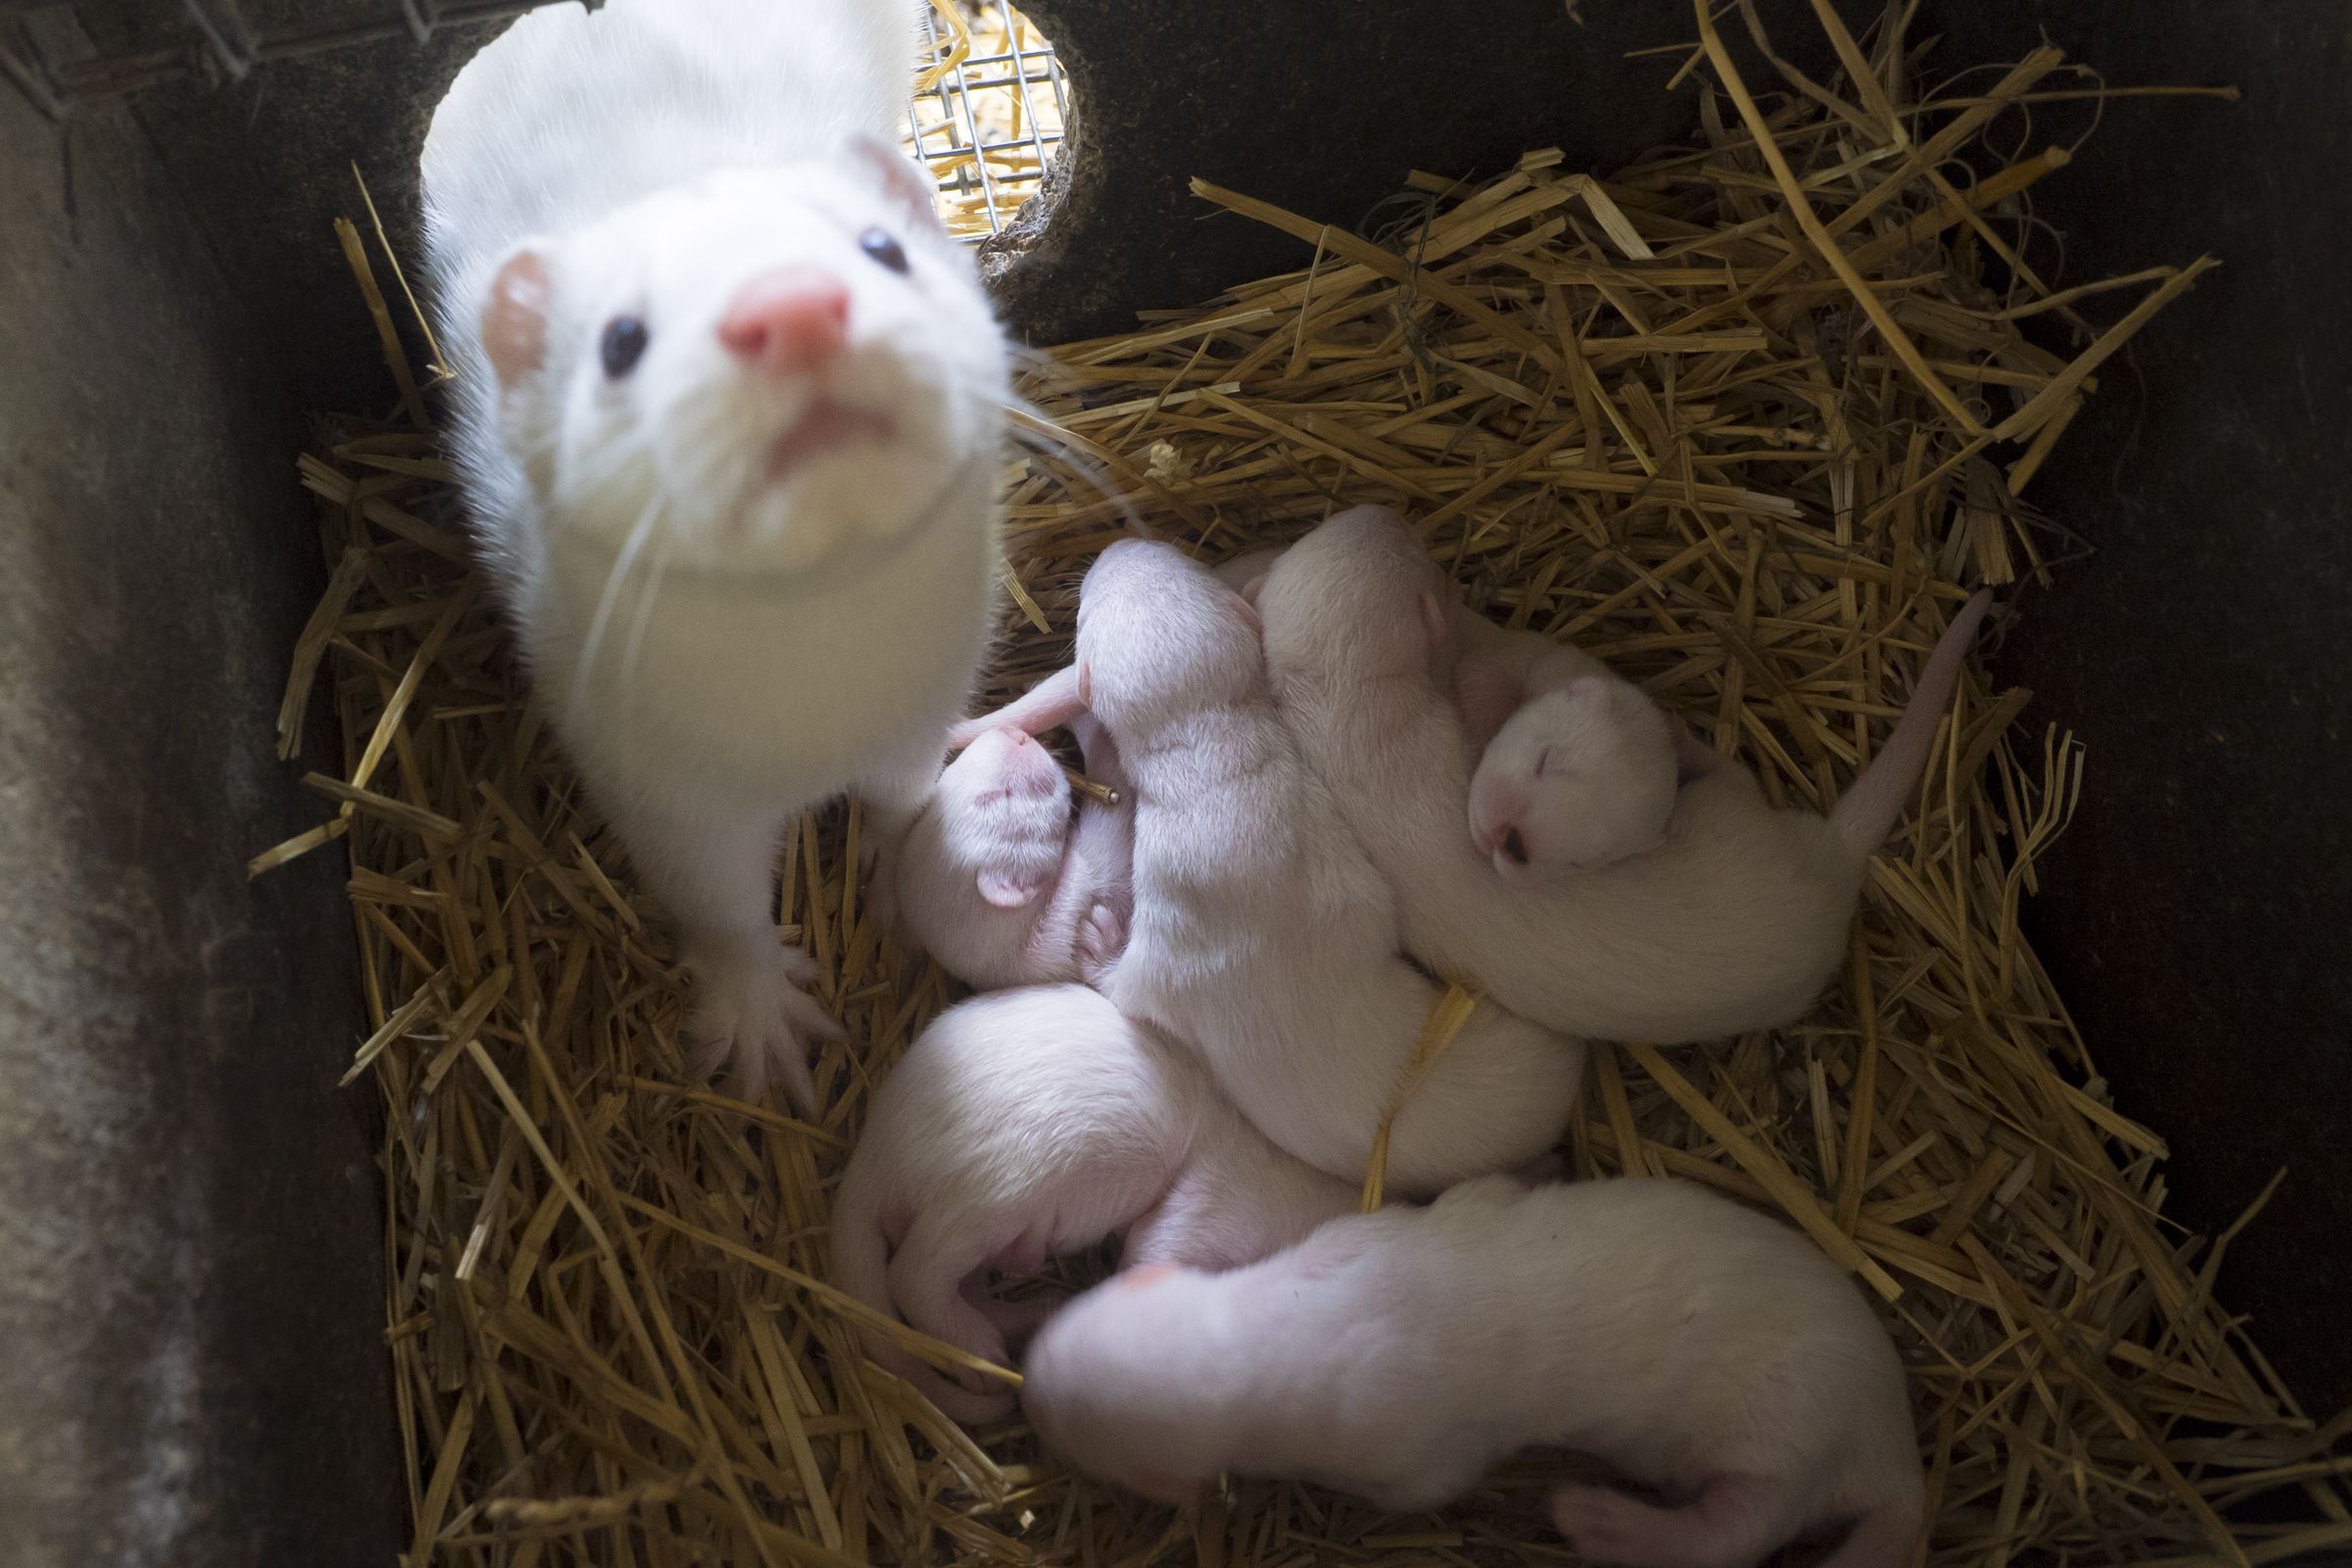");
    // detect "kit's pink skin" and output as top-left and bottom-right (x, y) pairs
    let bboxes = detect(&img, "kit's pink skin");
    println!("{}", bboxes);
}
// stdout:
(893, 712), (1133, 988)
(828, 984), (1356, 1423)
(943, 535), (1283, 751)
(1119, 1102), (1360, 1274)
(1446, 610), (1616, 756)
(1050, 538), (1582, 1194)
(1256, 506), (1993, 1045)
(1217, 543), (1681, 876)
(901, 536), (1299, 987)
(1023, 1174), (1924, 1568)
(946, 662), (1086, 752)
